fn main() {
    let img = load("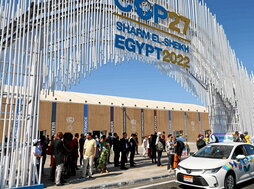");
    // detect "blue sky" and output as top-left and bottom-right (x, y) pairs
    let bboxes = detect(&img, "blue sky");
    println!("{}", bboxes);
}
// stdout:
(69, 0), (254, 106)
